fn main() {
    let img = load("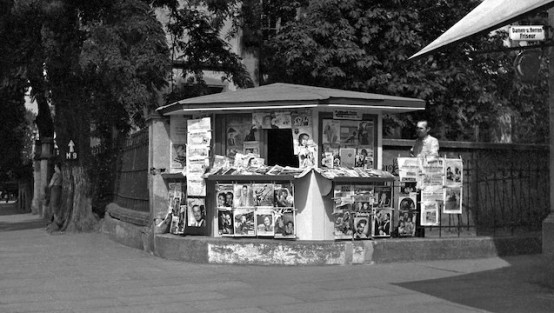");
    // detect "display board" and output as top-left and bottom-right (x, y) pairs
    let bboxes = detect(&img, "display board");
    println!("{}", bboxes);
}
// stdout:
(332, 183), (393, 240)
(215, 181), (296, 239)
